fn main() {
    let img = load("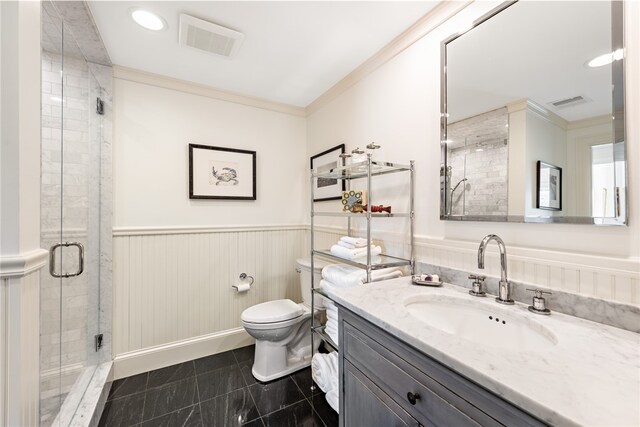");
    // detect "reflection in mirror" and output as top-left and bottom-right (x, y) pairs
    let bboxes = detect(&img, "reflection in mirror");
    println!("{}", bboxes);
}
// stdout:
(440, 1), (626, 225)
